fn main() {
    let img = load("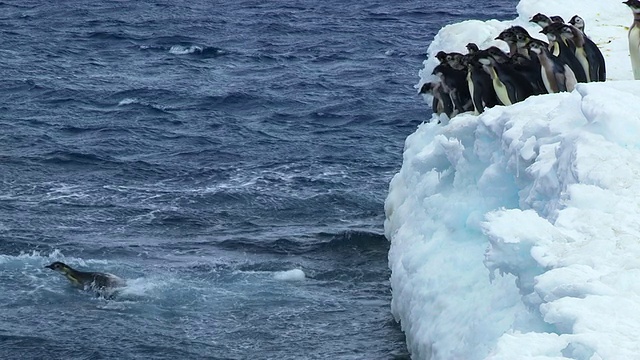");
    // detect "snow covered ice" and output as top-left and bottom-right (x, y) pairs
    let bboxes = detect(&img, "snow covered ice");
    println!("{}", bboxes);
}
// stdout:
(384, 0), (640, 359)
